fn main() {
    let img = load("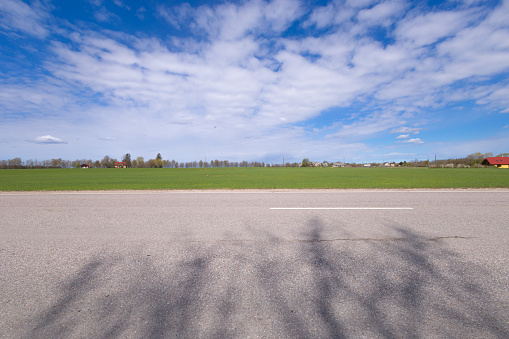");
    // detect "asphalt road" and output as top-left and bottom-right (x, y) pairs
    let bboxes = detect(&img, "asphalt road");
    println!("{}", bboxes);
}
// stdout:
(1, 190), (509, 338)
